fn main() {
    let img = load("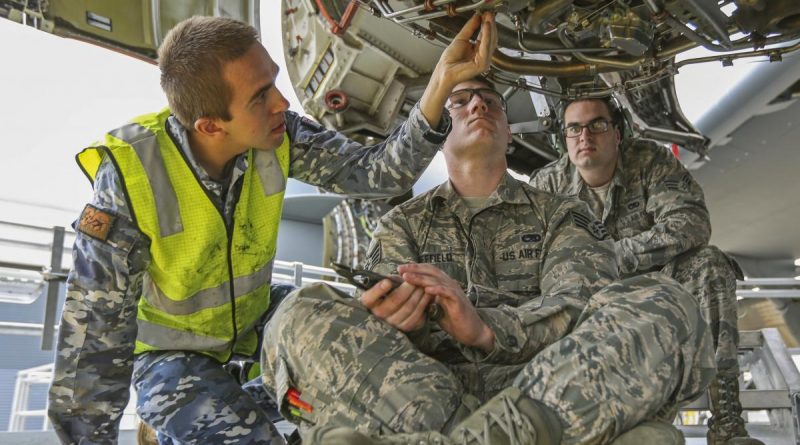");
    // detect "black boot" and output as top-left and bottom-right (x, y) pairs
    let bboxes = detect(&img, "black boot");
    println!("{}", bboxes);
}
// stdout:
(448, 387), (562, 445)
(707, 375), (764, 445)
